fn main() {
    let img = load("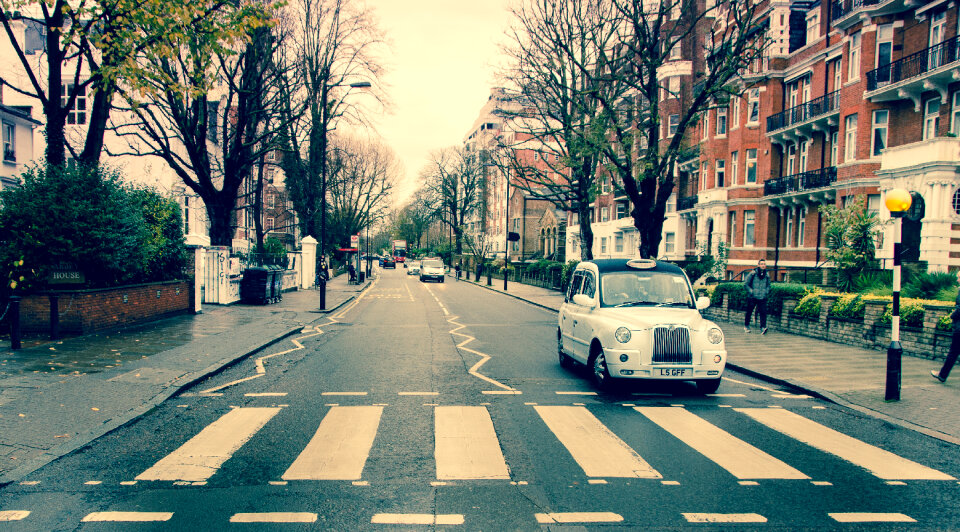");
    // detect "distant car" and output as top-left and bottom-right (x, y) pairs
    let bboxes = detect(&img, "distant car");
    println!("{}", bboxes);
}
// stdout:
(407, 261), (420, 275)
(382, 257), (396, 269)
(558, 258), (726, 393)
(419, 258), (445, 283)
